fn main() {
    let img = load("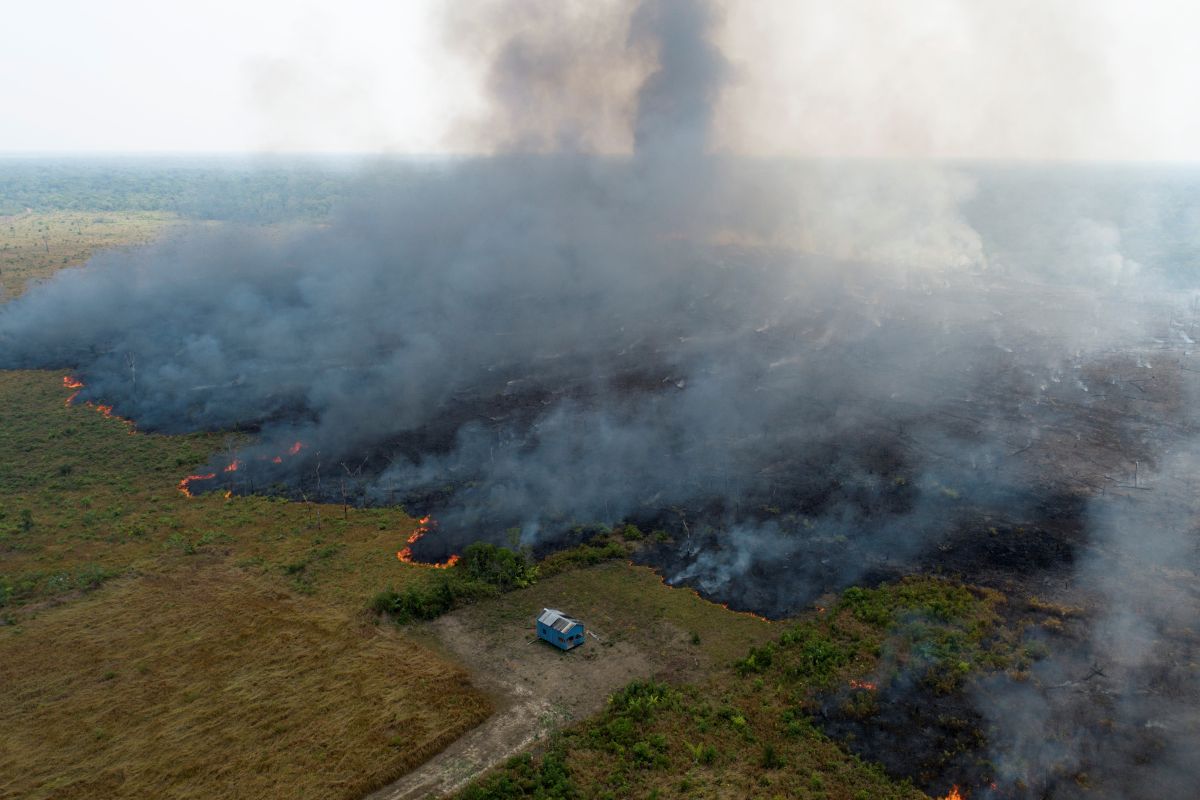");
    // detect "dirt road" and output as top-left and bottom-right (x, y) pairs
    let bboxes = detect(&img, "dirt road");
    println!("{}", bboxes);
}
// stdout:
(365, 611), (669, 800)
